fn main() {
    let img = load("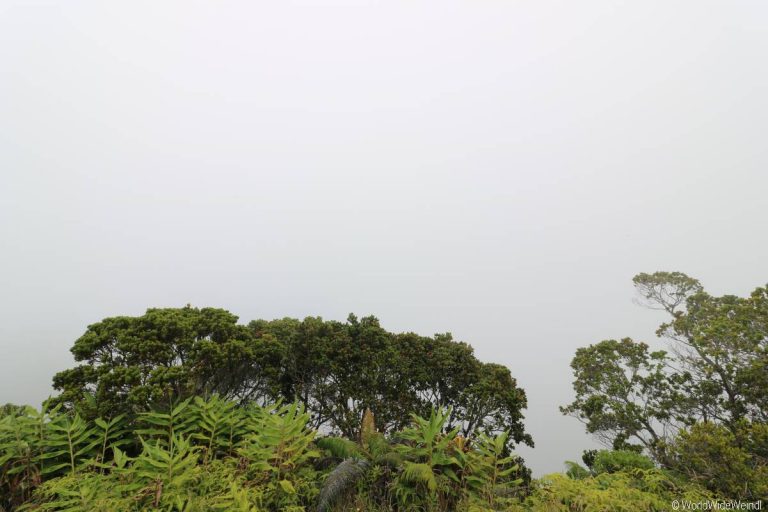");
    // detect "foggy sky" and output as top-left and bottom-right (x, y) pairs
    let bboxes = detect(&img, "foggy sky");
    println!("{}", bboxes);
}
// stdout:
(1, 1), (767, 475)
